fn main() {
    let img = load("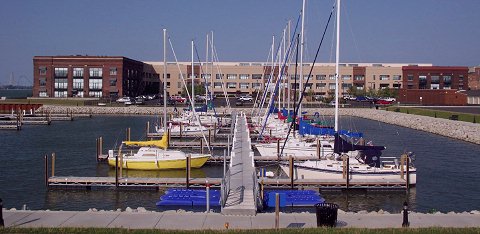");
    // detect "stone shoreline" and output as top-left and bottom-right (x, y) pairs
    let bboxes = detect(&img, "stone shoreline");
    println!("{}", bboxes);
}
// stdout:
(37, 105), (480, 145)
